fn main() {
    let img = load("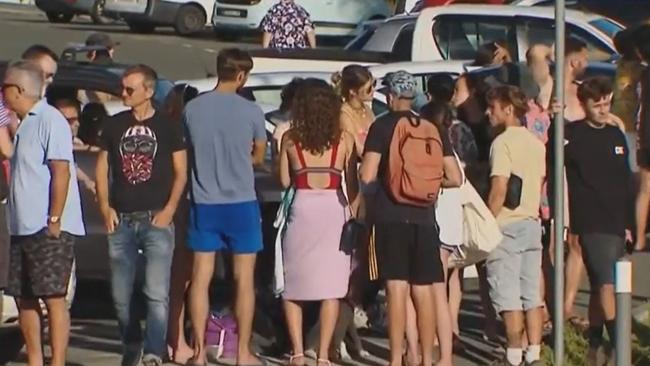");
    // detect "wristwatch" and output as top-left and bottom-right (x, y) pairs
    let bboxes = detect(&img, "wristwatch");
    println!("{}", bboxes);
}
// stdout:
(48, 216), (60, 224)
